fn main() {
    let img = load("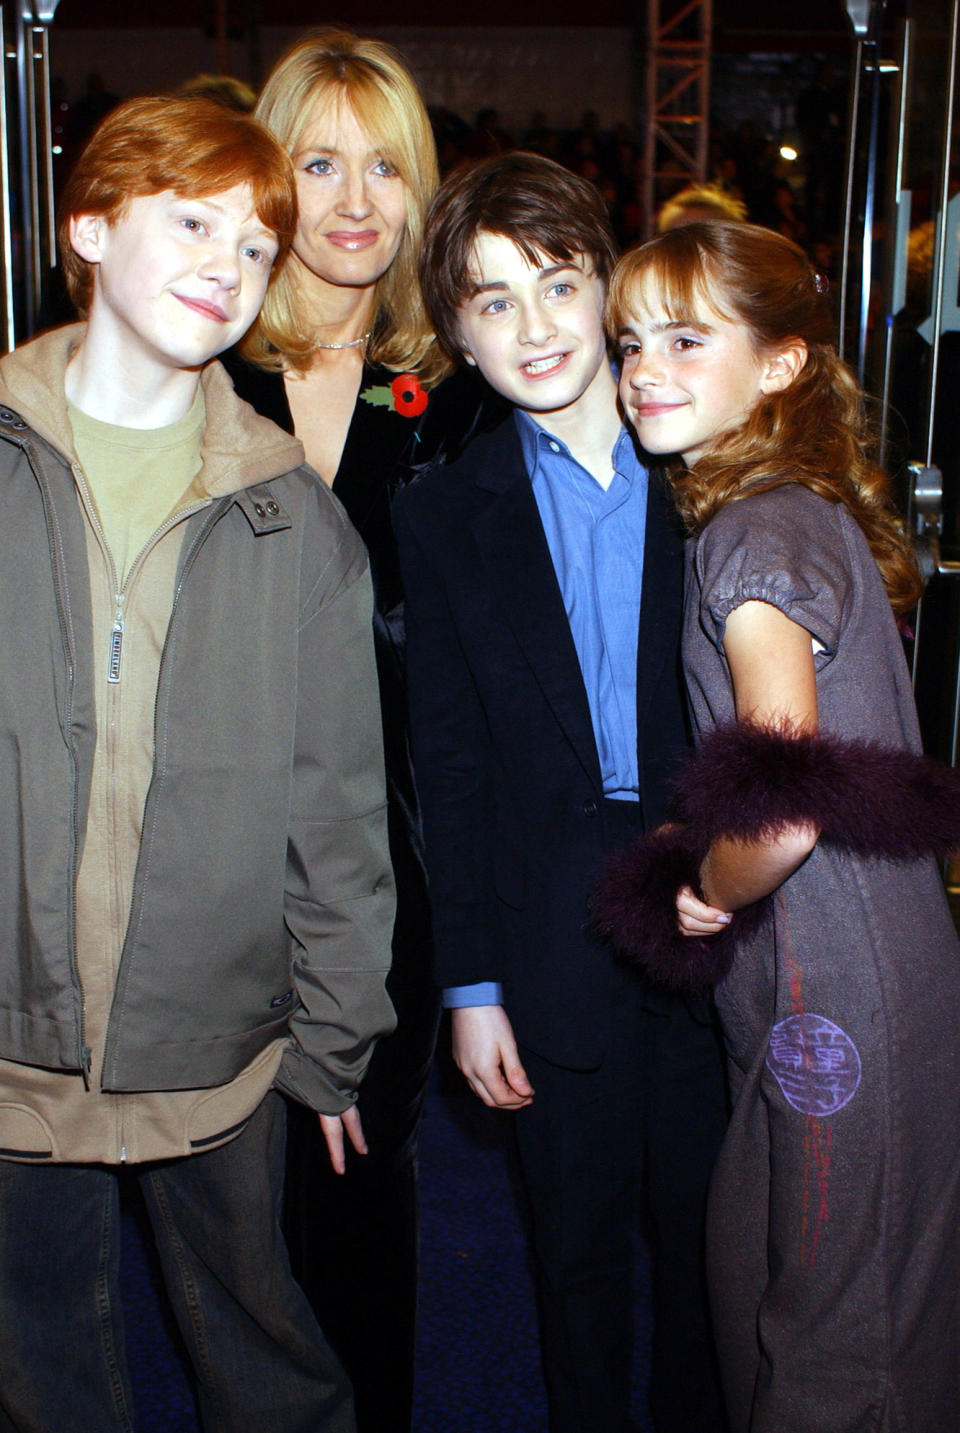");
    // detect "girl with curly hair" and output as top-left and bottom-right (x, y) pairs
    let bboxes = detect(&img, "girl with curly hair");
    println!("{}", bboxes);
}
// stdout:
(598, 221), (960, 1433)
